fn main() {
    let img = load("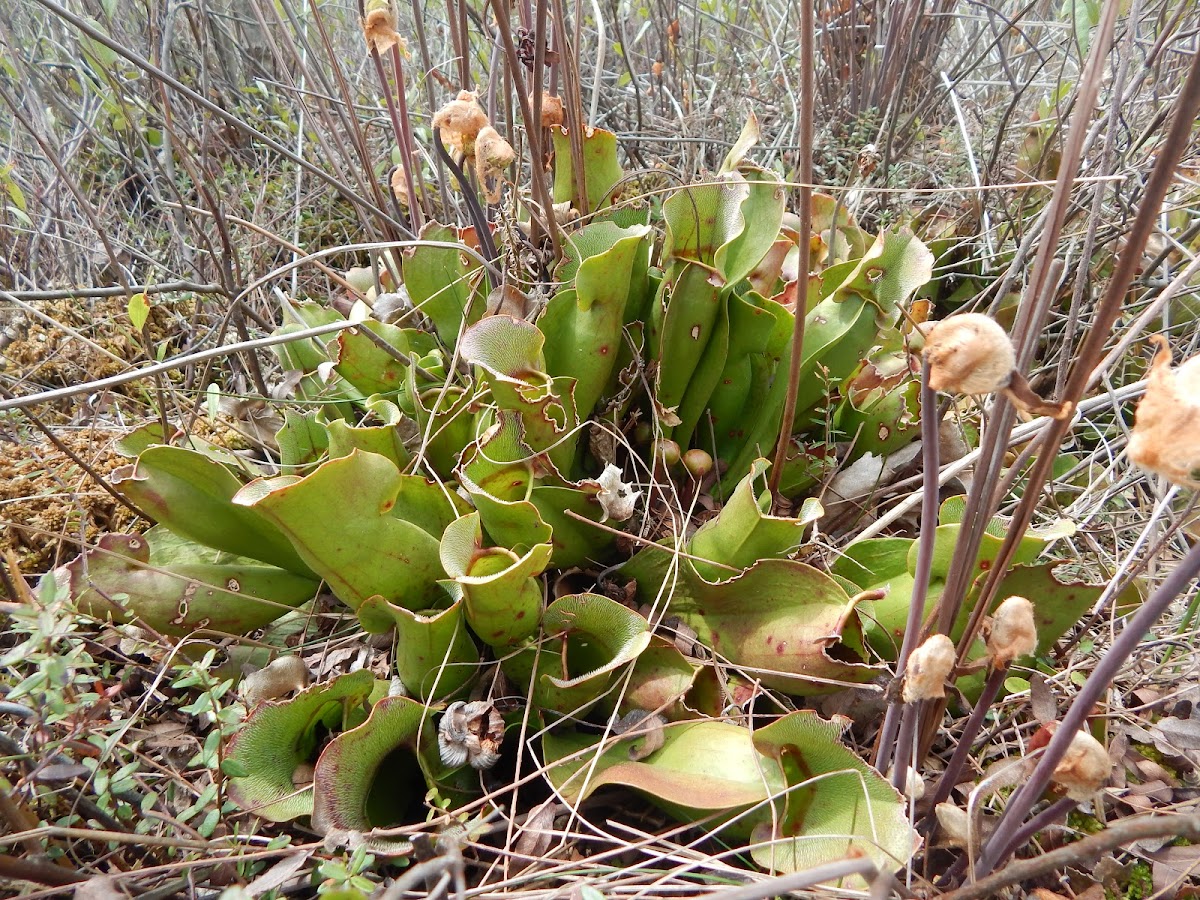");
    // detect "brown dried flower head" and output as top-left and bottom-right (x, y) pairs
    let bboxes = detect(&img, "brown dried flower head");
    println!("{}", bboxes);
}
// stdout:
(438, 700), (505, 770)
(921, 313), (1015, 395)
(539, 92), (564, 128)
(474, 125), (516, 203)
(432, 90), (489, 157)
(902, 633), (956, 703)
(362, 0), (403, 56)
(1052, 729), (1111, 800)
(1127, 335), (1200, 488)
(986, 595), (1037, 669)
